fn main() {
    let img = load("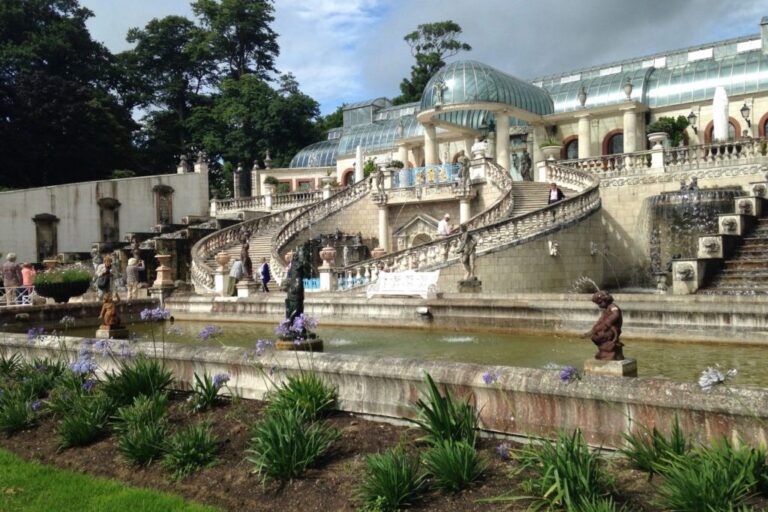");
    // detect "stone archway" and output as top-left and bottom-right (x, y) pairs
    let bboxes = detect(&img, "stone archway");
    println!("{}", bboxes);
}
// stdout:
(411, 233), (432, 247)
(32, 213), (59, 263)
